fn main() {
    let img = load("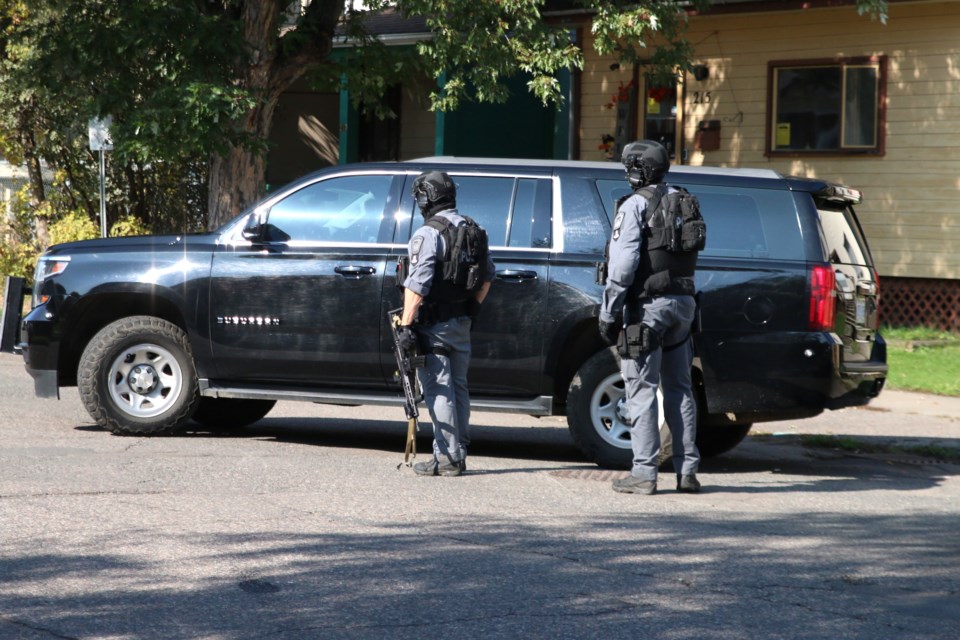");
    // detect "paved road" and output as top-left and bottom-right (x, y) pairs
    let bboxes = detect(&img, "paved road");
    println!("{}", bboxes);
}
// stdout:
(1, 352), (958, 639)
